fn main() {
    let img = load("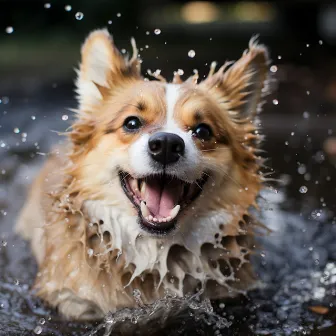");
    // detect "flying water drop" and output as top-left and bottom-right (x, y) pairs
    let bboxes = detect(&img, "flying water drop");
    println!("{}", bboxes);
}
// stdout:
(188, 50), (196, 58)
(75, 12), (84, 20)
(5, 27), (14, 34)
